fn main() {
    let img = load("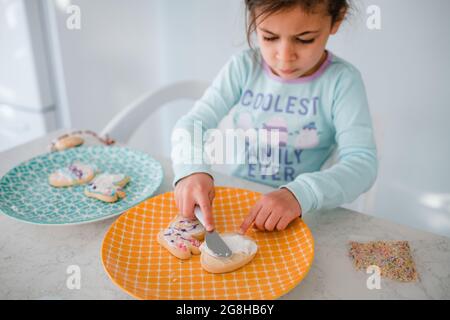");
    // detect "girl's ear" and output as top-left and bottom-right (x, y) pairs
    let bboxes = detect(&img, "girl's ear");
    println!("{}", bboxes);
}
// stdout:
(330, 7), (347, 35)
